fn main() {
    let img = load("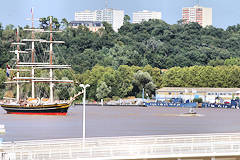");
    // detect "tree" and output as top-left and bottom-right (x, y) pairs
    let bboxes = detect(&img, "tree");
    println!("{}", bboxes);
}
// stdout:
(96, 82), (111, 100)
(0, 69), (6, 98)
(80, 65), (114, 99)
(71, 49), (103, 73)
(224, 57), (240, 66)
(3, 17), (240, 101)
(142, 65), (162, 88)
(114, 65), (134, 98)
(133, 70), (156, 97)
(0, 23), (2, 37)
(123, 15), (130, 24)
(177, 19), (184, 25)
(61, 18), (69, 29)
(102, 22), (114, 33)
(208, 59), (225, 66)
(39, 16), (60, 29)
